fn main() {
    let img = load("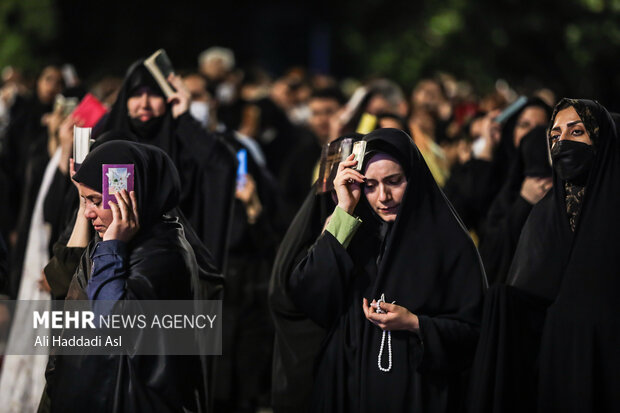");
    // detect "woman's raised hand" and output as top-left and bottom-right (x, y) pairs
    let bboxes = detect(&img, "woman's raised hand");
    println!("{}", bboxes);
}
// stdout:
(104, 190), (140, 242)
(333, 154), (365, 215)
